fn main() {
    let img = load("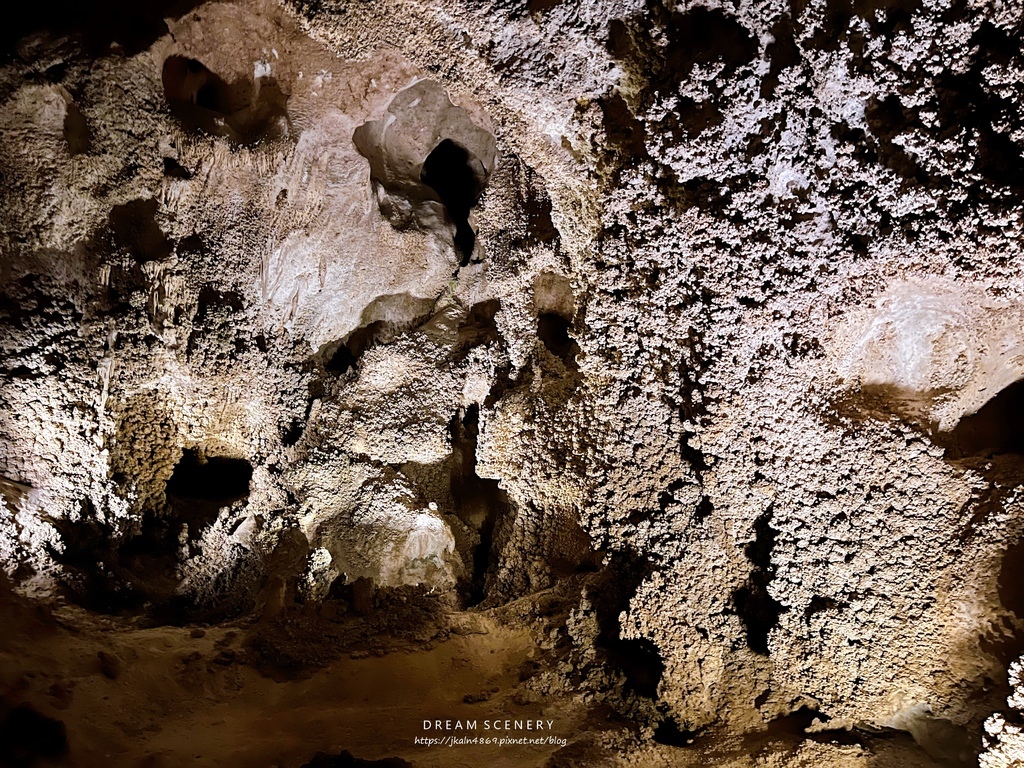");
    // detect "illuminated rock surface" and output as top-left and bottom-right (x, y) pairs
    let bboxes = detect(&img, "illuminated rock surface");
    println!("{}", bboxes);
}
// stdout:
(2, 0), (1024, 765)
